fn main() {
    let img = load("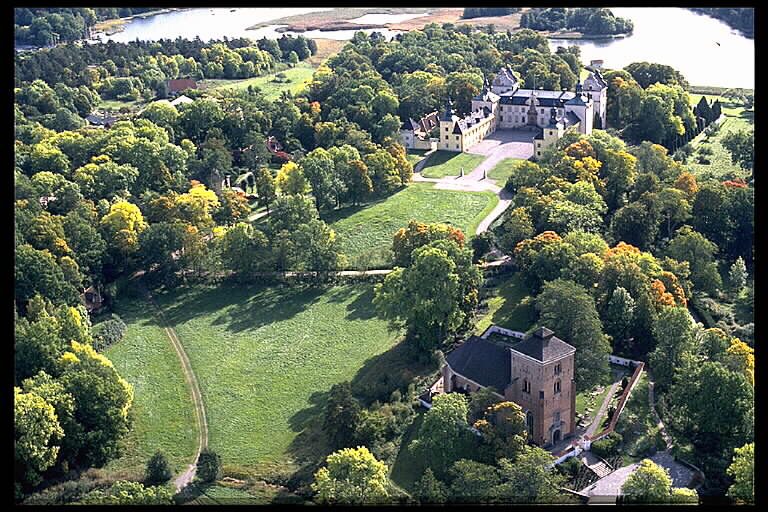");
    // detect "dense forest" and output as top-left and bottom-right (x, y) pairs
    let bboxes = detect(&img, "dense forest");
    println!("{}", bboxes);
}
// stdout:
(520, 8), (633, 35)
(461, 8), (522, 19)
(14, 7), (161, 46)
(15, 13), (753, 505)
(688, 8), (754, 38)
